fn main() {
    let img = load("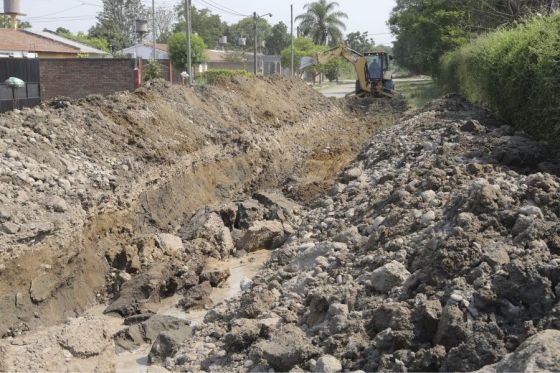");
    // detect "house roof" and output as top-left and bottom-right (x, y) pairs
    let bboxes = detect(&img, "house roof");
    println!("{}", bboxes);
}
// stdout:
(142, 43), (168, 52)
(0, 29), (80, 54)
(24, 29), (107, 55)
(205, 49), (263, 63)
